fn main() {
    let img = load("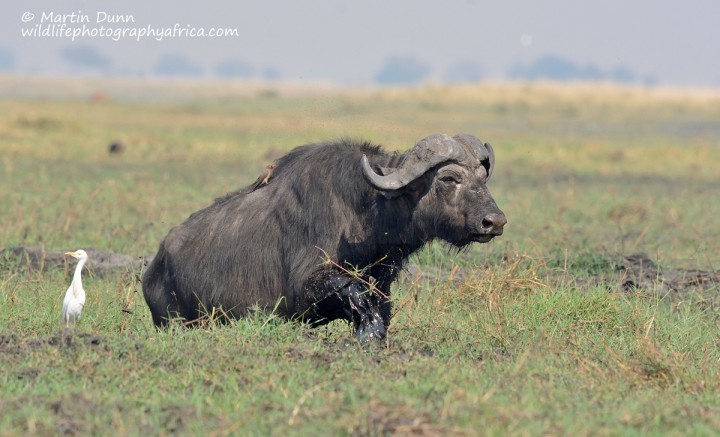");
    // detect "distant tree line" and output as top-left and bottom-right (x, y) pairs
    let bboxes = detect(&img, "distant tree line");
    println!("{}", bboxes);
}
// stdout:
(0, 43), (656, 85)
(508, 54), (643, 84)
